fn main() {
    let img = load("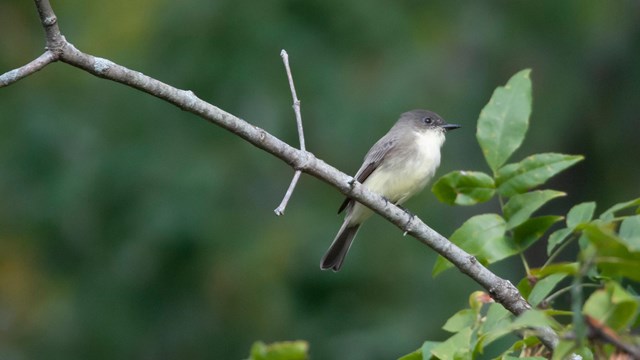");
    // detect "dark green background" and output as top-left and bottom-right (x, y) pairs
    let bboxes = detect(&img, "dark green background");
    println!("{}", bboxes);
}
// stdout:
(1, 1), (639, 359)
